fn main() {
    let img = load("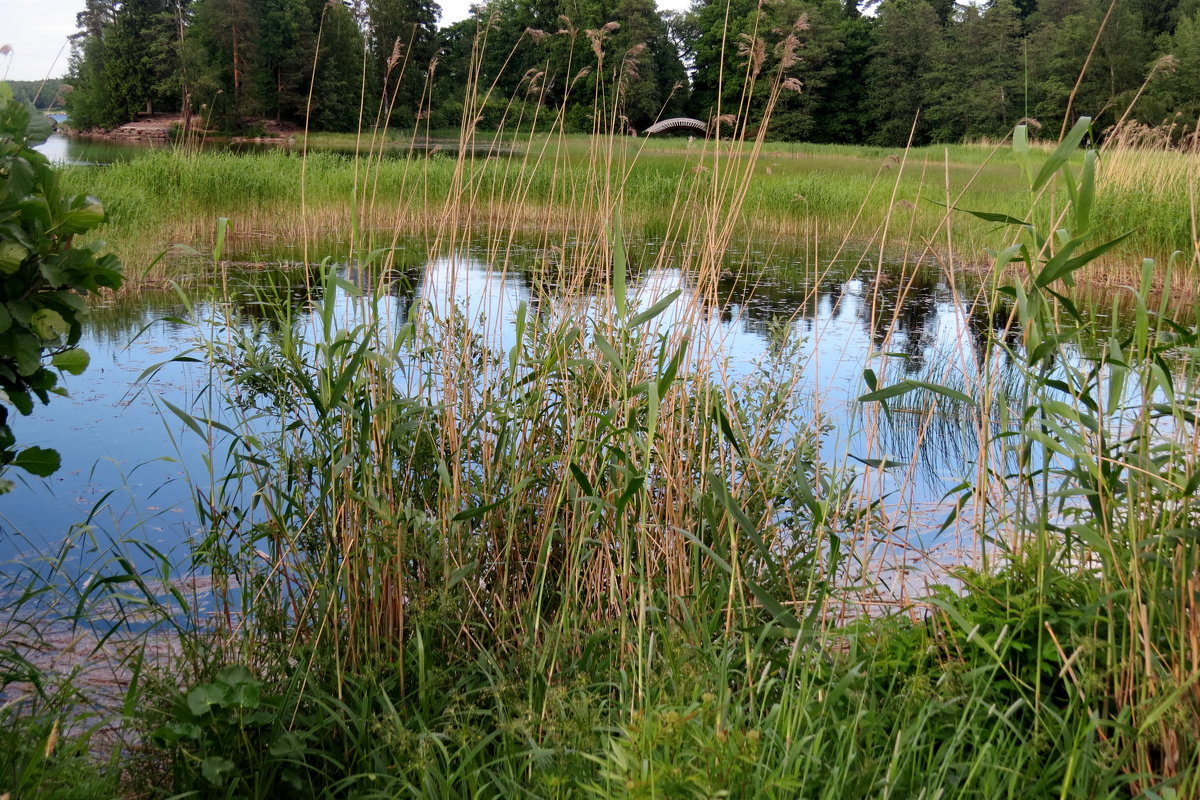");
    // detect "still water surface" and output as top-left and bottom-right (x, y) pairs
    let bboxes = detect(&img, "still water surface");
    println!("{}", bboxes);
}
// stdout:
(1, 235), (1020, 571)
